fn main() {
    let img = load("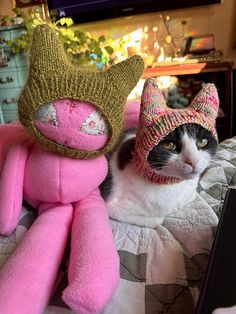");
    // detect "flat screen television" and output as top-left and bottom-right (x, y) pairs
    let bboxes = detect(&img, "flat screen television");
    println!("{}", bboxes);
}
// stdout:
(47, 0), (223, 24)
